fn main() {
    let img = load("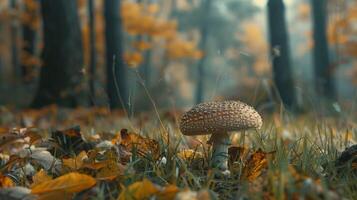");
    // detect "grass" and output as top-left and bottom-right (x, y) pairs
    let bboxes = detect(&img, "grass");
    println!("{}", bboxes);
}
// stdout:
(0, 106), (356, 199)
